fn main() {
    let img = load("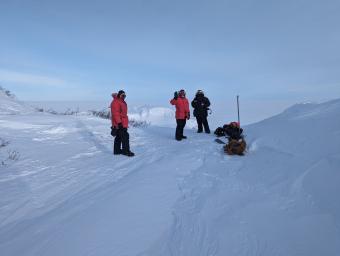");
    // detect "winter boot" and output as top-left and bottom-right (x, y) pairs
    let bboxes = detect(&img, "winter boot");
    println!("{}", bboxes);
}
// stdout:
(122, 151), (135, 157)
